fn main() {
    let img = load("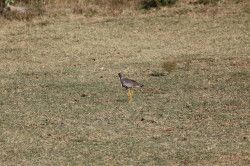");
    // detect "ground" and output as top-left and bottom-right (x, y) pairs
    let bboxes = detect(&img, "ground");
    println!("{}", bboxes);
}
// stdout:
(0, 5), (249, 165)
